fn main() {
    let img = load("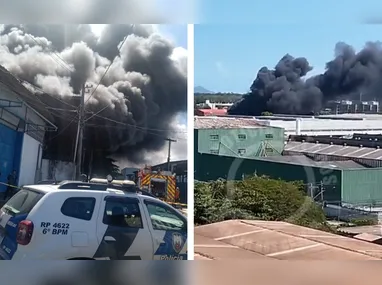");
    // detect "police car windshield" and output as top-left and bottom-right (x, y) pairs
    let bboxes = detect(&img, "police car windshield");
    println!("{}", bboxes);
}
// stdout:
(3, 188), (45, 216)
